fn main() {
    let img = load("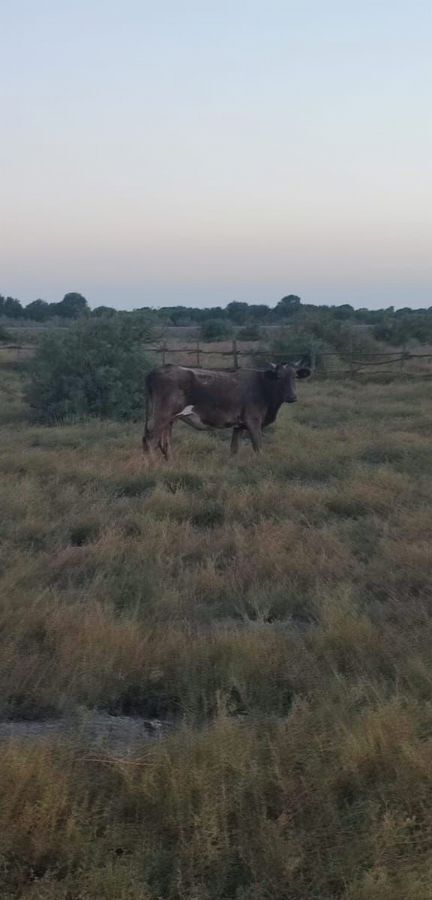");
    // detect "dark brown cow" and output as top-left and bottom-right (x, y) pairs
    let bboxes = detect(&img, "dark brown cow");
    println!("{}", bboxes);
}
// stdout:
(143, 361), (311, 458)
